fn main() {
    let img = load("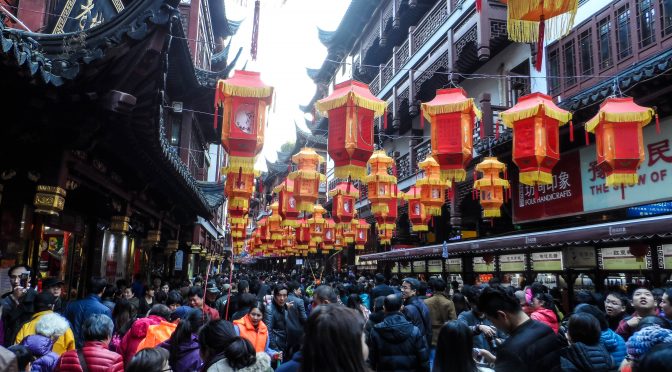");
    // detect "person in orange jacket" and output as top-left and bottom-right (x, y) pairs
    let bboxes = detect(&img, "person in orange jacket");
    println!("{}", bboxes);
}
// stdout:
(233, 298), (281, 361)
